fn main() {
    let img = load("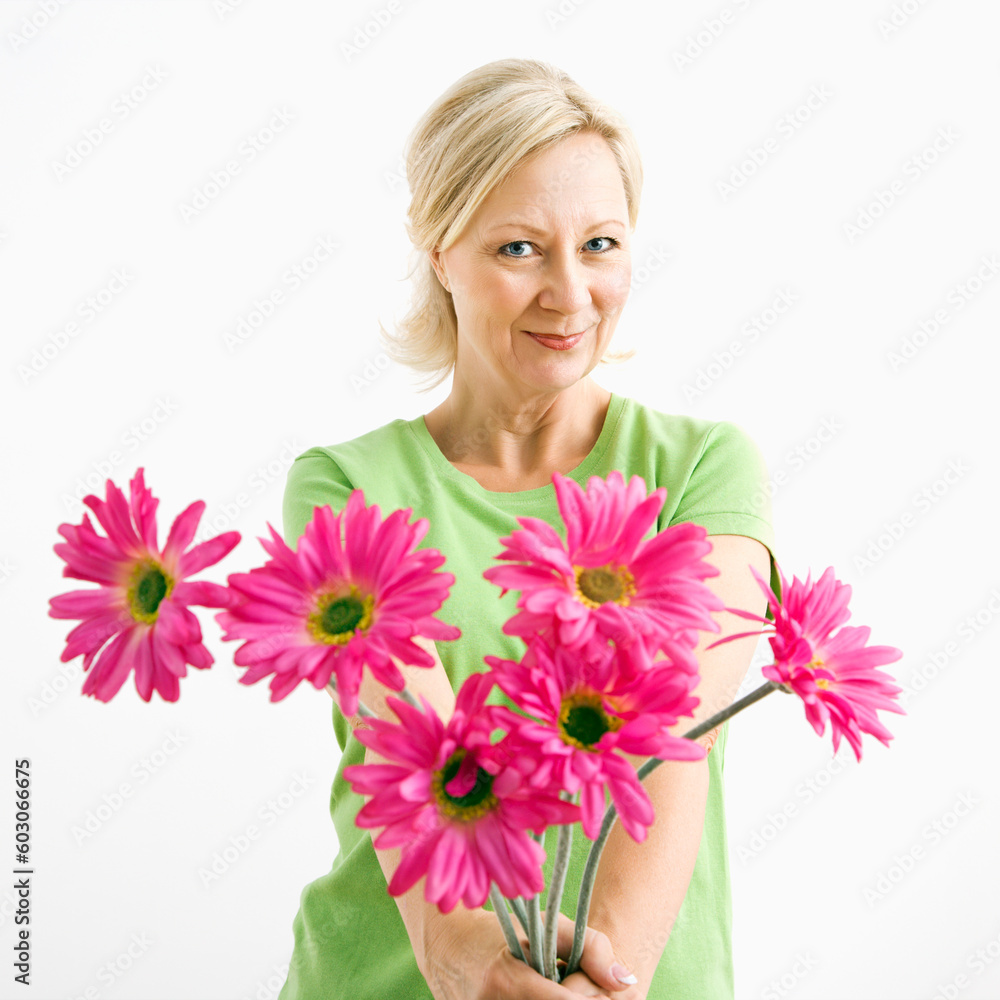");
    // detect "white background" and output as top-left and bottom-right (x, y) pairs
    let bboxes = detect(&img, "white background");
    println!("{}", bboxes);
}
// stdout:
(3, 1), (999, 998)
